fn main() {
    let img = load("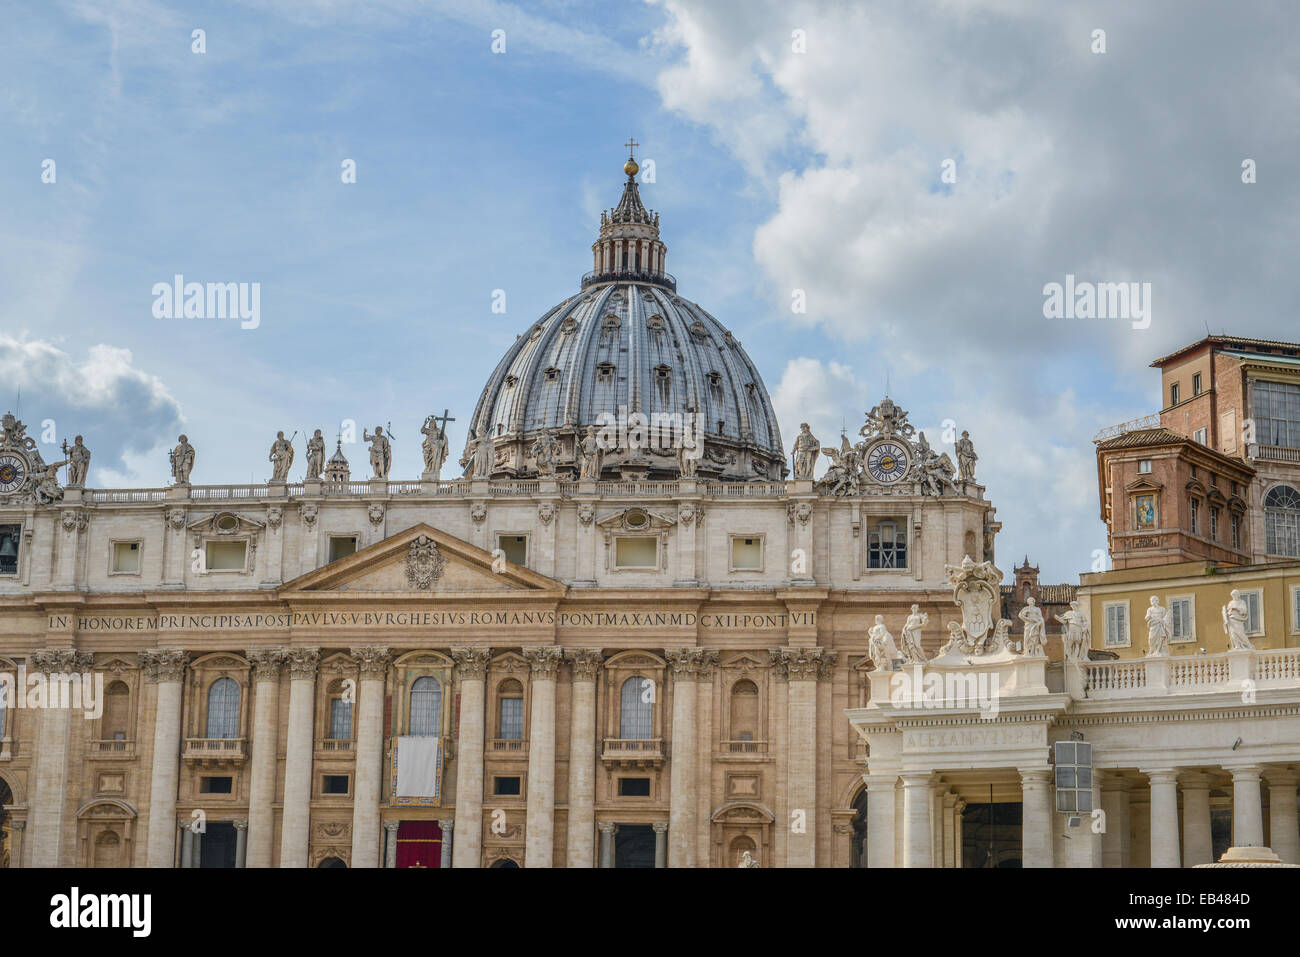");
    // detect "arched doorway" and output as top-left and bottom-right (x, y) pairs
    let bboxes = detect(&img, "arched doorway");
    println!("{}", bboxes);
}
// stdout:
(728, 835), (757, 868)
(93, 832), (122, 868)
(317, 856), (347, 868)
(850, 787), (869, 868)
(489, 857), (519, 868)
